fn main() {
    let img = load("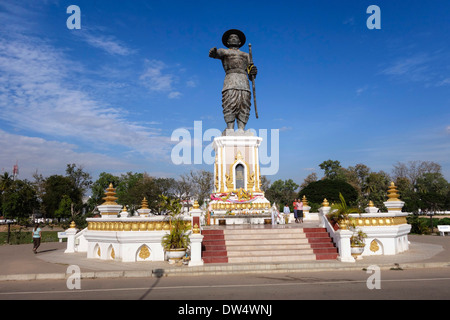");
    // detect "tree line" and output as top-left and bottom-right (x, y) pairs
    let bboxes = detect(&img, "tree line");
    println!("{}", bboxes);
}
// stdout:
(0, 164), (213, 227)
(264, 160), (450, 213)
(1, 160), (449, 228)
